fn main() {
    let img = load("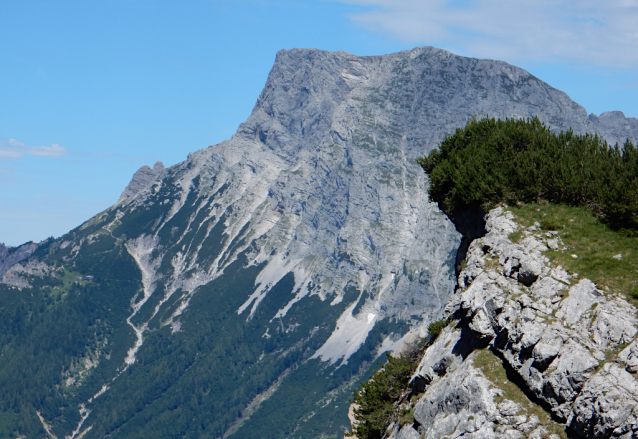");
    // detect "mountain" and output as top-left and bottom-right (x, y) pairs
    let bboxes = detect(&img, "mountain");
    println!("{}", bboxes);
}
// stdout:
(1, 46), (637, 439)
